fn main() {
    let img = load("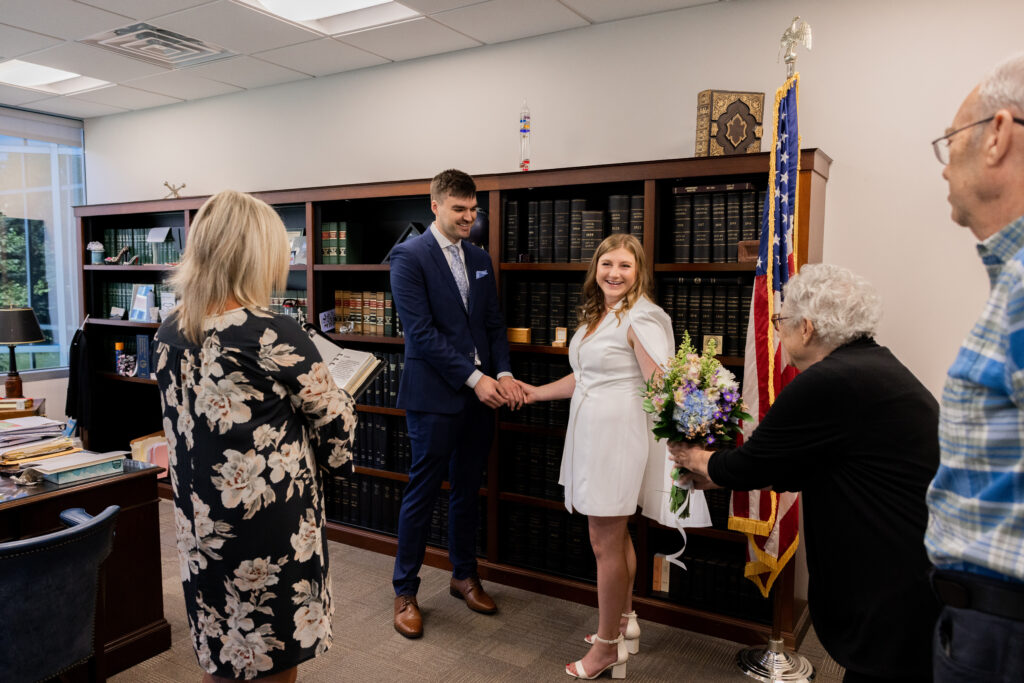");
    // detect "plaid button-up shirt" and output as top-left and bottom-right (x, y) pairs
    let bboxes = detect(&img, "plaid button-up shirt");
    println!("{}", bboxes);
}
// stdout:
(926, 214), (1024, 582)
